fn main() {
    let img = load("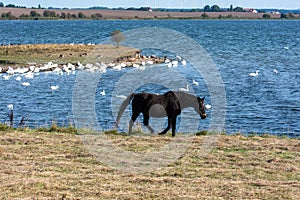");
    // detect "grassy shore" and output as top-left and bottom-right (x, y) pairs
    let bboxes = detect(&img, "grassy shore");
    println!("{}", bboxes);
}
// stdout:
(0, 127), (299, 199)
(0, 44), (140, 67)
